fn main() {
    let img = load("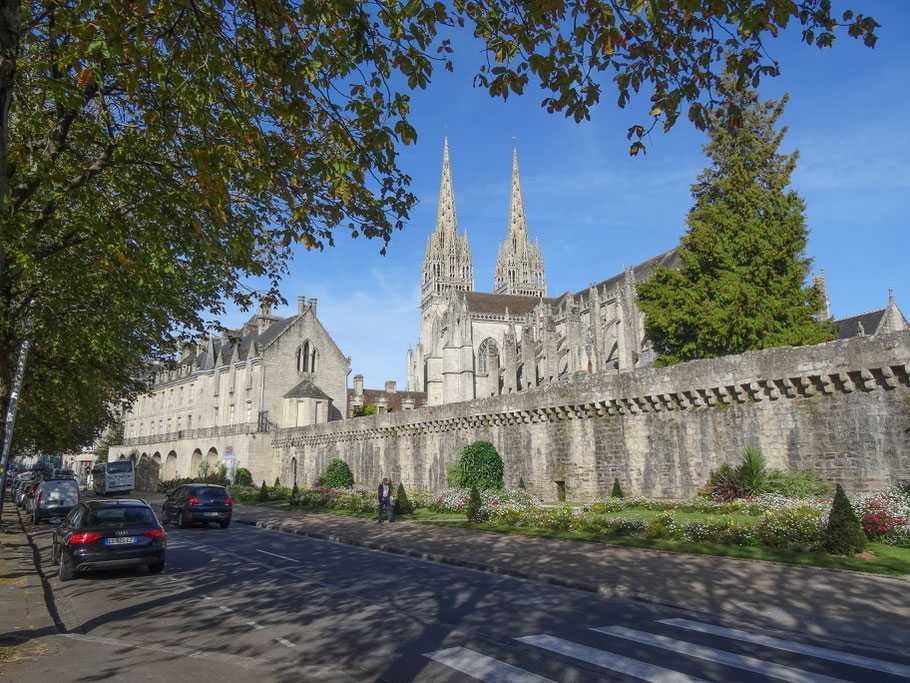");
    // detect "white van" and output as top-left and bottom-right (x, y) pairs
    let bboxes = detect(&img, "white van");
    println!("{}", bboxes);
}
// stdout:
(32, 478), (81, 524)
(92, 460), (135, 495)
